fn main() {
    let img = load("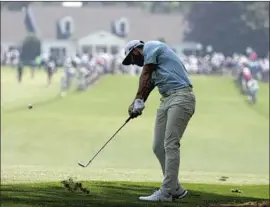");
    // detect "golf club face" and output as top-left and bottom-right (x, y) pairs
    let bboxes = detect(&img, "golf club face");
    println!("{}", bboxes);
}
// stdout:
(78, 162), (87, 167)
